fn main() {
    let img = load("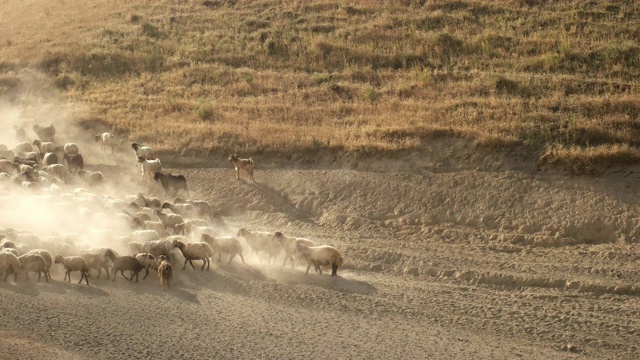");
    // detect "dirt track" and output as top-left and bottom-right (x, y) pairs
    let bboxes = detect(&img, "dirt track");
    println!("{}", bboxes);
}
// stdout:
(1, 145), (640, 359)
